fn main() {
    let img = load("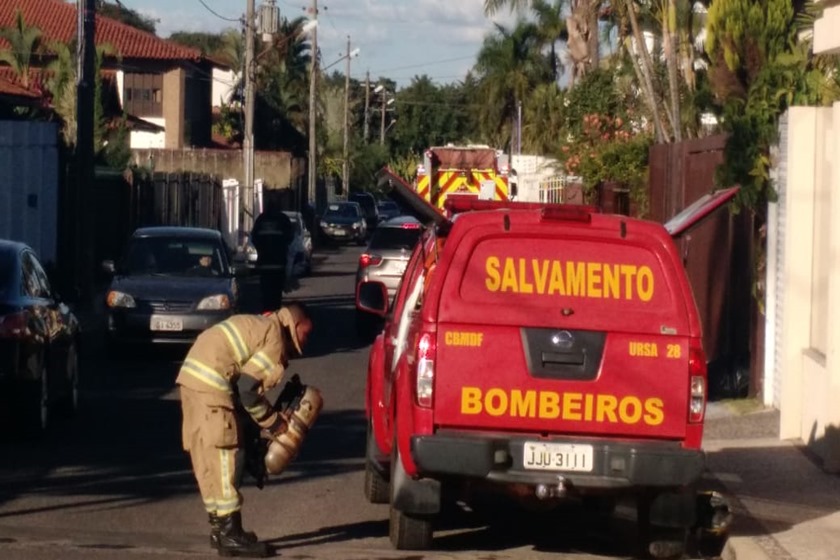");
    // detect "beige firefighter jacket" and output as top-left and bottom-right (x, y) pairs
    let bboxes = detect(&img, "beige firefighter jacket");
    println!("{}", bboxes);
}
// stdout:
(175, 309), (300, 429)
